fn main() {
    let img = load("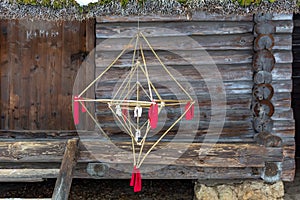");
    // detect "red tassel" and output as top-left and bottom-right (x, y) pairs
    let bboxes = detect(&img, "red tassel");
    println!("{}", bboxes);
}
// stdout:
(130, 166), (142, 192)
(185, 102), (194, 120)
(134, 169), (142, 192)
(130, 166), (136, 186)
(73, 96), (86, 125)
(148, 103), (158, 129)
(73, 96), (80, 125)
